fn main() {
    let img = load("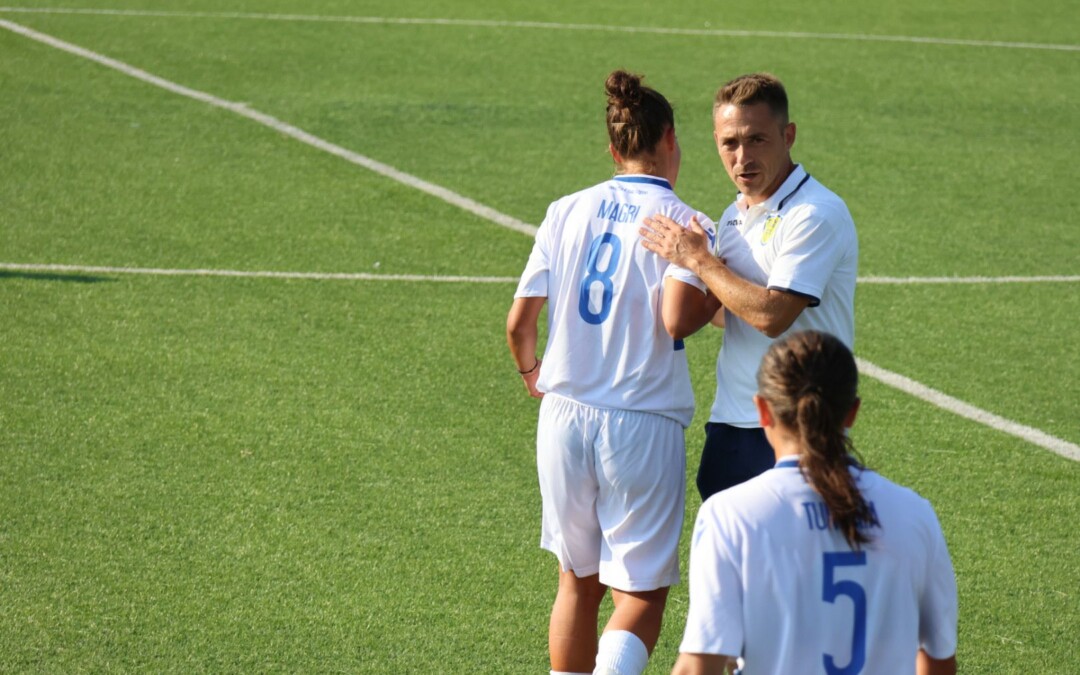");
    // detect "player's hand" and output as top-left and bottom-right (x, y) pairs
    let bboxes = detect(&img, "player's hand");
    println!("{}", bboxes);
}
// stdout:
(640, 214), (712, 271)
(521, 359), (543, 398)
